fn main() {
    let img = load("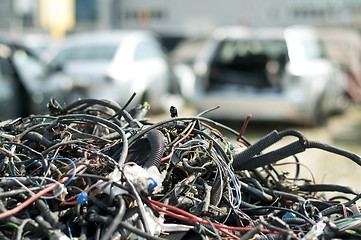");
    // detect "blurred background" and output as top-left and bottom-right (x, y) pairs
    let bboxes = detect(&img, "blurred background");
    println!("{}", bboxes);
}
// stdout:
(1, 0), (361, 191)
